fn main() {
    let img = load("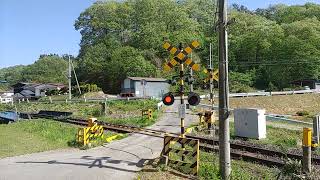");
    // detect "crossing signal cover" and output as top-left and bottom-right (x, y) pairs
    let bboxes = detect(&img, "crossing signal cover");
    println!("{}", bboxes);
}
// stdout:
(162, 93), (174, 106)
(188, 92), (200, 106)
